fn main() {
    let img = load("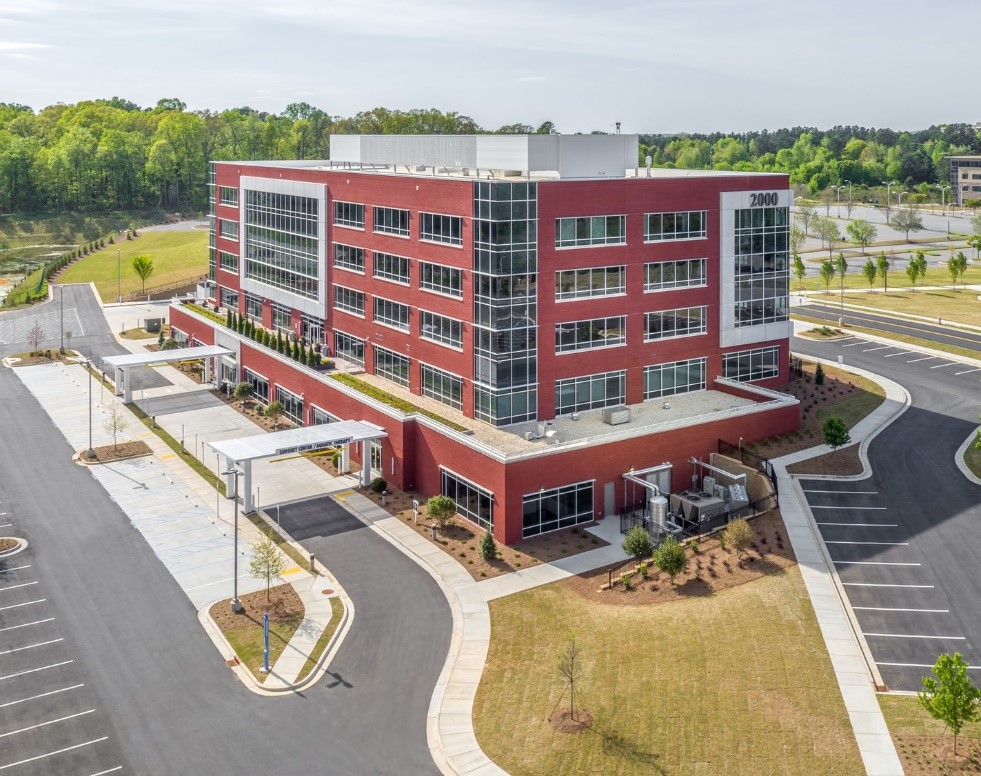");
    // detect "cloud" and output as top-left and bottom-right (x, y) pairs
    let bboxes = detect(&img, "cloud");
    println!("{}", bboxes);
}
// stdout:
(0, 42), (50, 51)
(516, 75), (546, 83)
